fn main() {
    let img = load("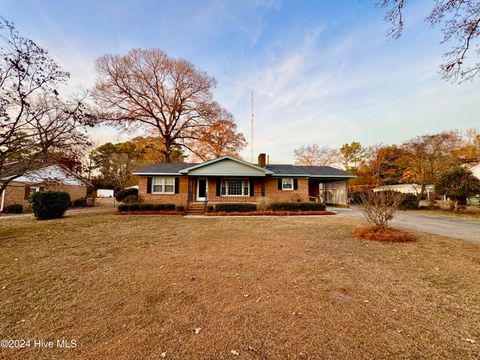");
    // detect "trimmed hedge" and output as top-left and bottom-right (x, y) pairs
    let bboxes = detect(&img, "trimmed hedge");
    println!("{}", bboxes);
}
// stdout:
(115, 188), (138, 202)
(30, 191), (71, 220)
(4, 203), (23, 214)
(269, 202), (326, 211)
(118, 203), (176, 212)
(214, 203), (257, 212)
